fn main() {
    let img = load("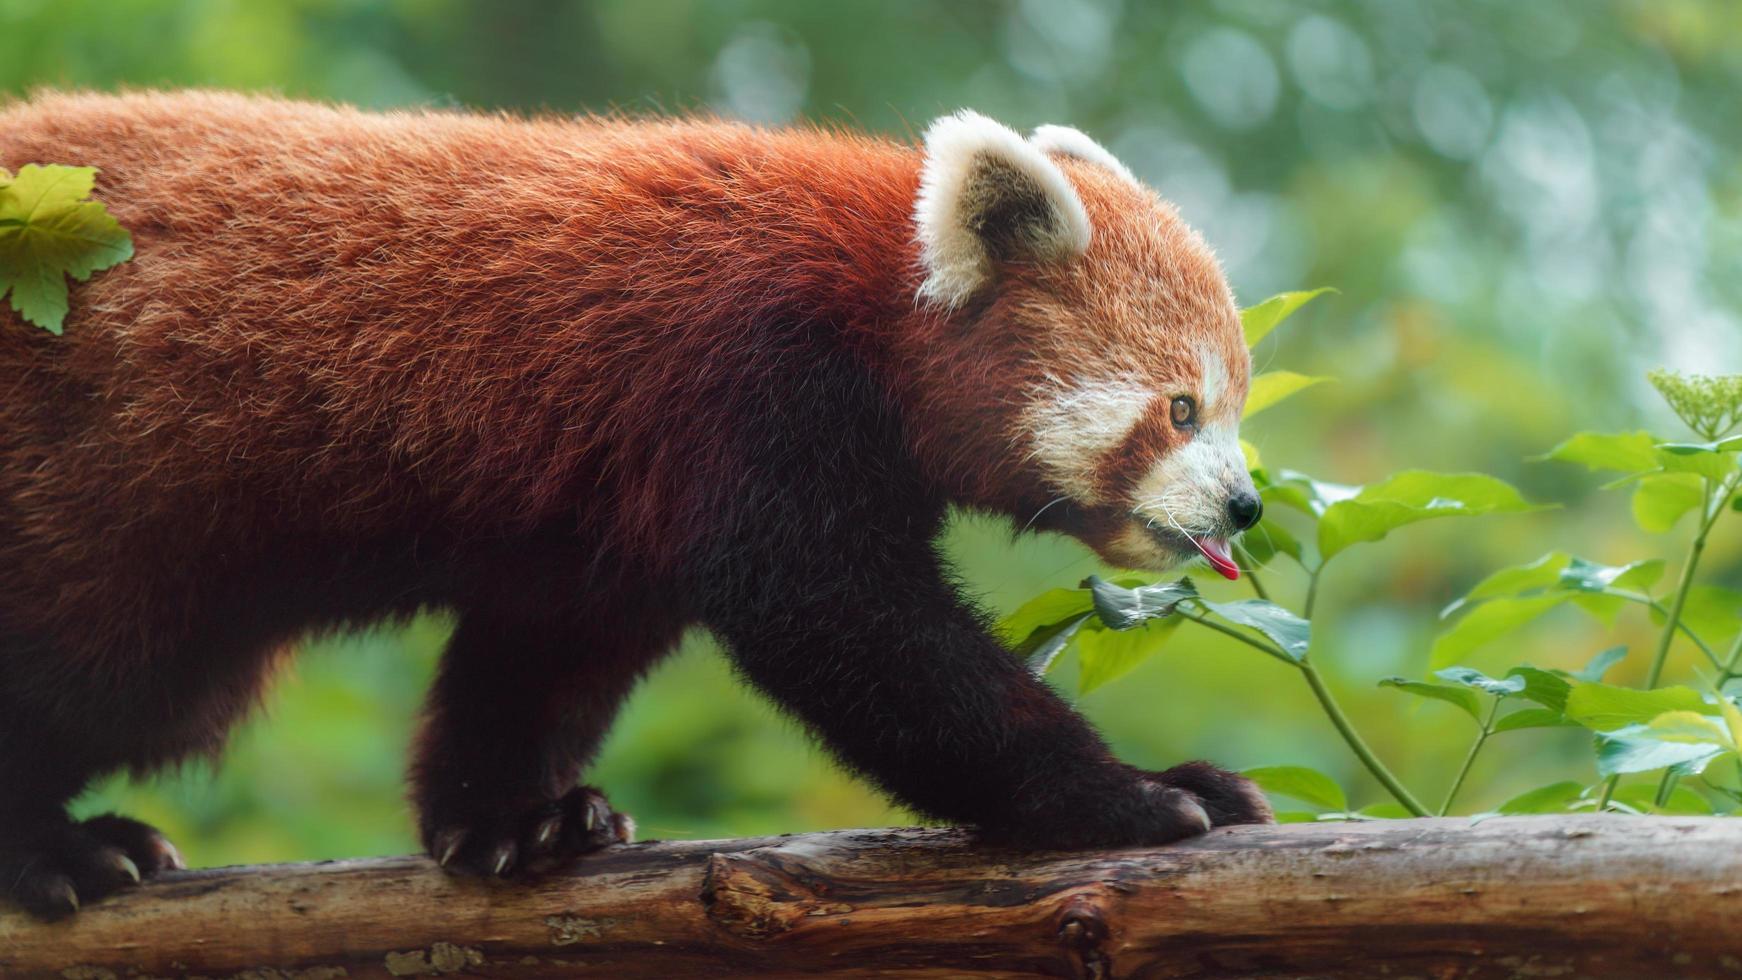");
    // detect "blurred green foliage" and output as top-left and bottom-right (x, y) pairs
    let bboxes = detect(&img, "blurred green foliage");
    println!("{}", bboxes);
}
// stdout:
(4, 0), (1739, 865)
